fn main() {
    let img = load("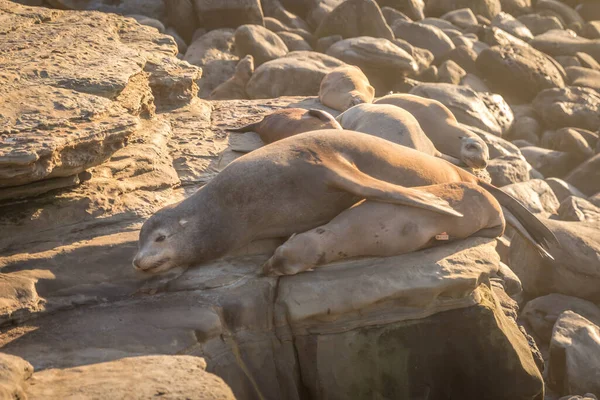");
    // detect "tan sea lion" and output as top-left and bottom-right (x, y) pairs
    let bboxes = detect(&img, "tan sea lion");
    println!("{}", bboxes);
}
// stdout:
(228, 108), (342, 144)
(335, 103), (454, 160)
(208, 55), (254, 100)
(133, 130), (557, 274)
(262, 182), (506, 276)
(374, 93), (490, 168)
(319, 65), (375, 111)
